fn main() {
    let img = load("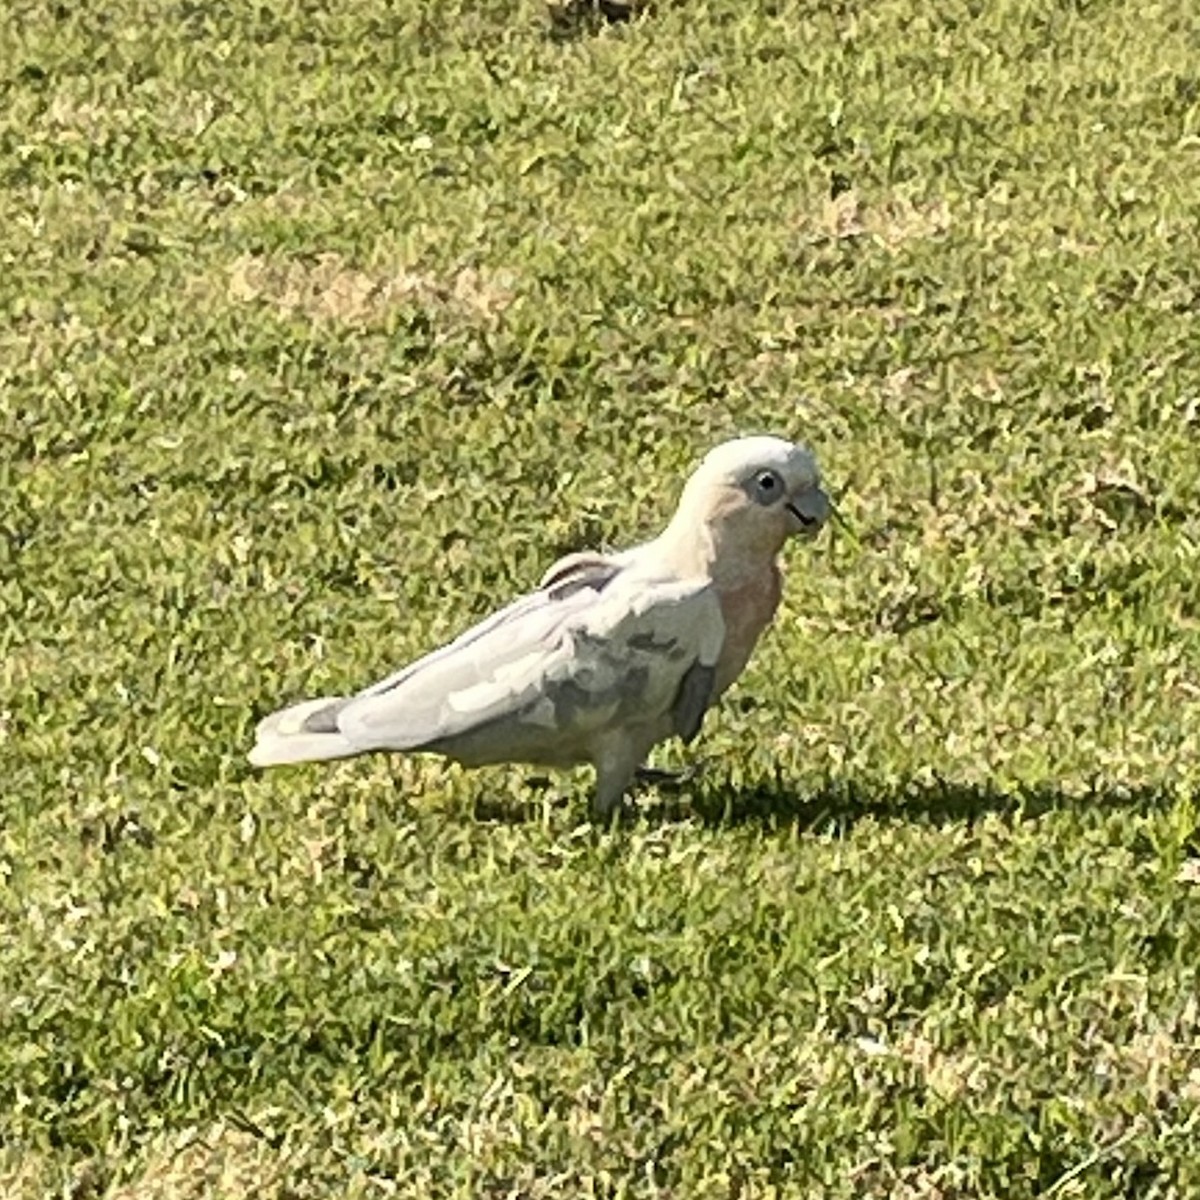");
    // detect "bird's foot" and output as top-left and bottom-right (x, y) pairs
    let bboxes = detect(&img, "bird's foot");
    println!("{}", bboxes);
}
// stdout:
(633, 758), (710, 793)
(587, 799), (637, 827)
